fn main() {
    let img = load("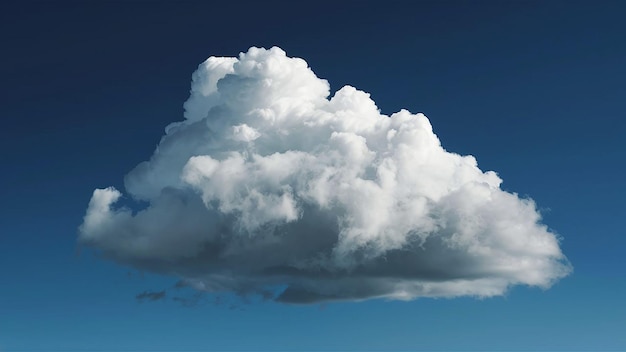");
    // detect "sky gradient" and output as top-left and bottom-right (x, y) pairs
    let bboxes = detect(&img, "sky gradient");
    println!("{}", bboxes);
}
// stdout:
(1, 1), (625, 350)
